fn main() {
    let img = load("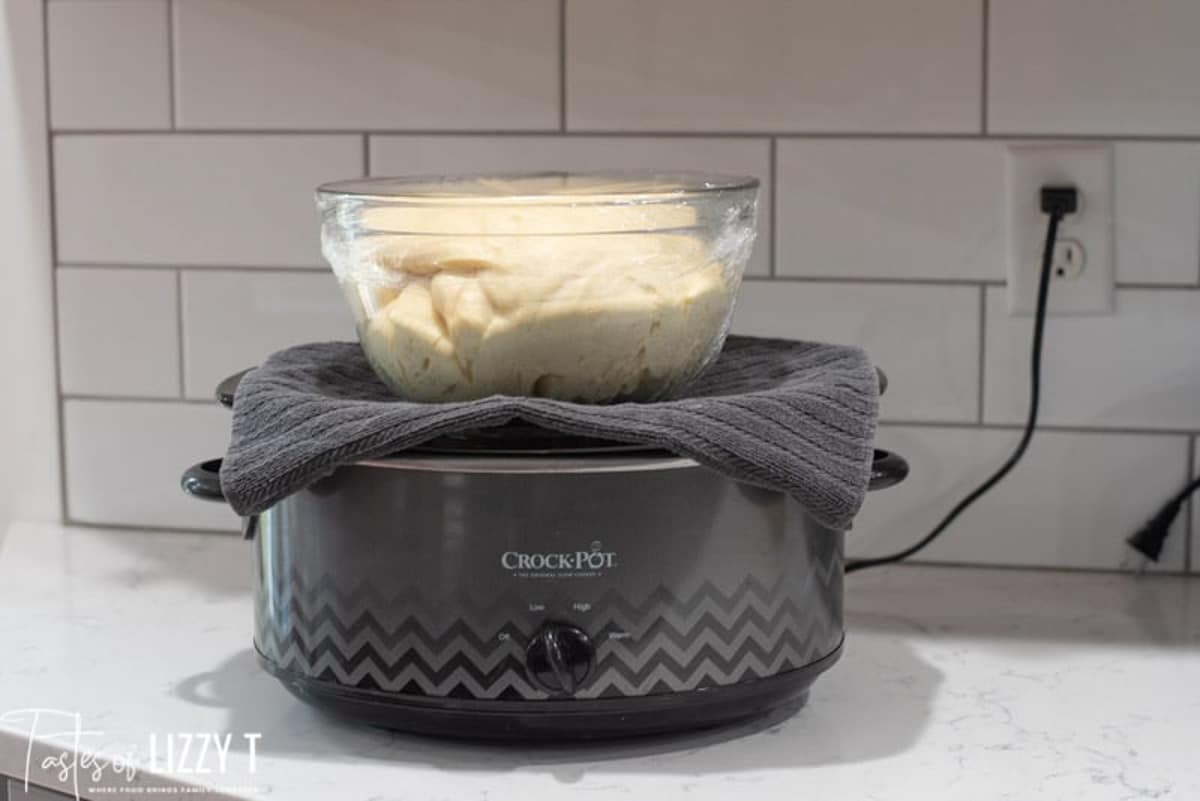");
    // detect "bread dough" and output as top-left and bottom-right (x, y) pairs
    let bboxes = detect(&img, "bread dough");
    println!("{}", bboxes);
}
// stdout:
(345, 229), (734, 403)
(323, 191), (741, 402)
